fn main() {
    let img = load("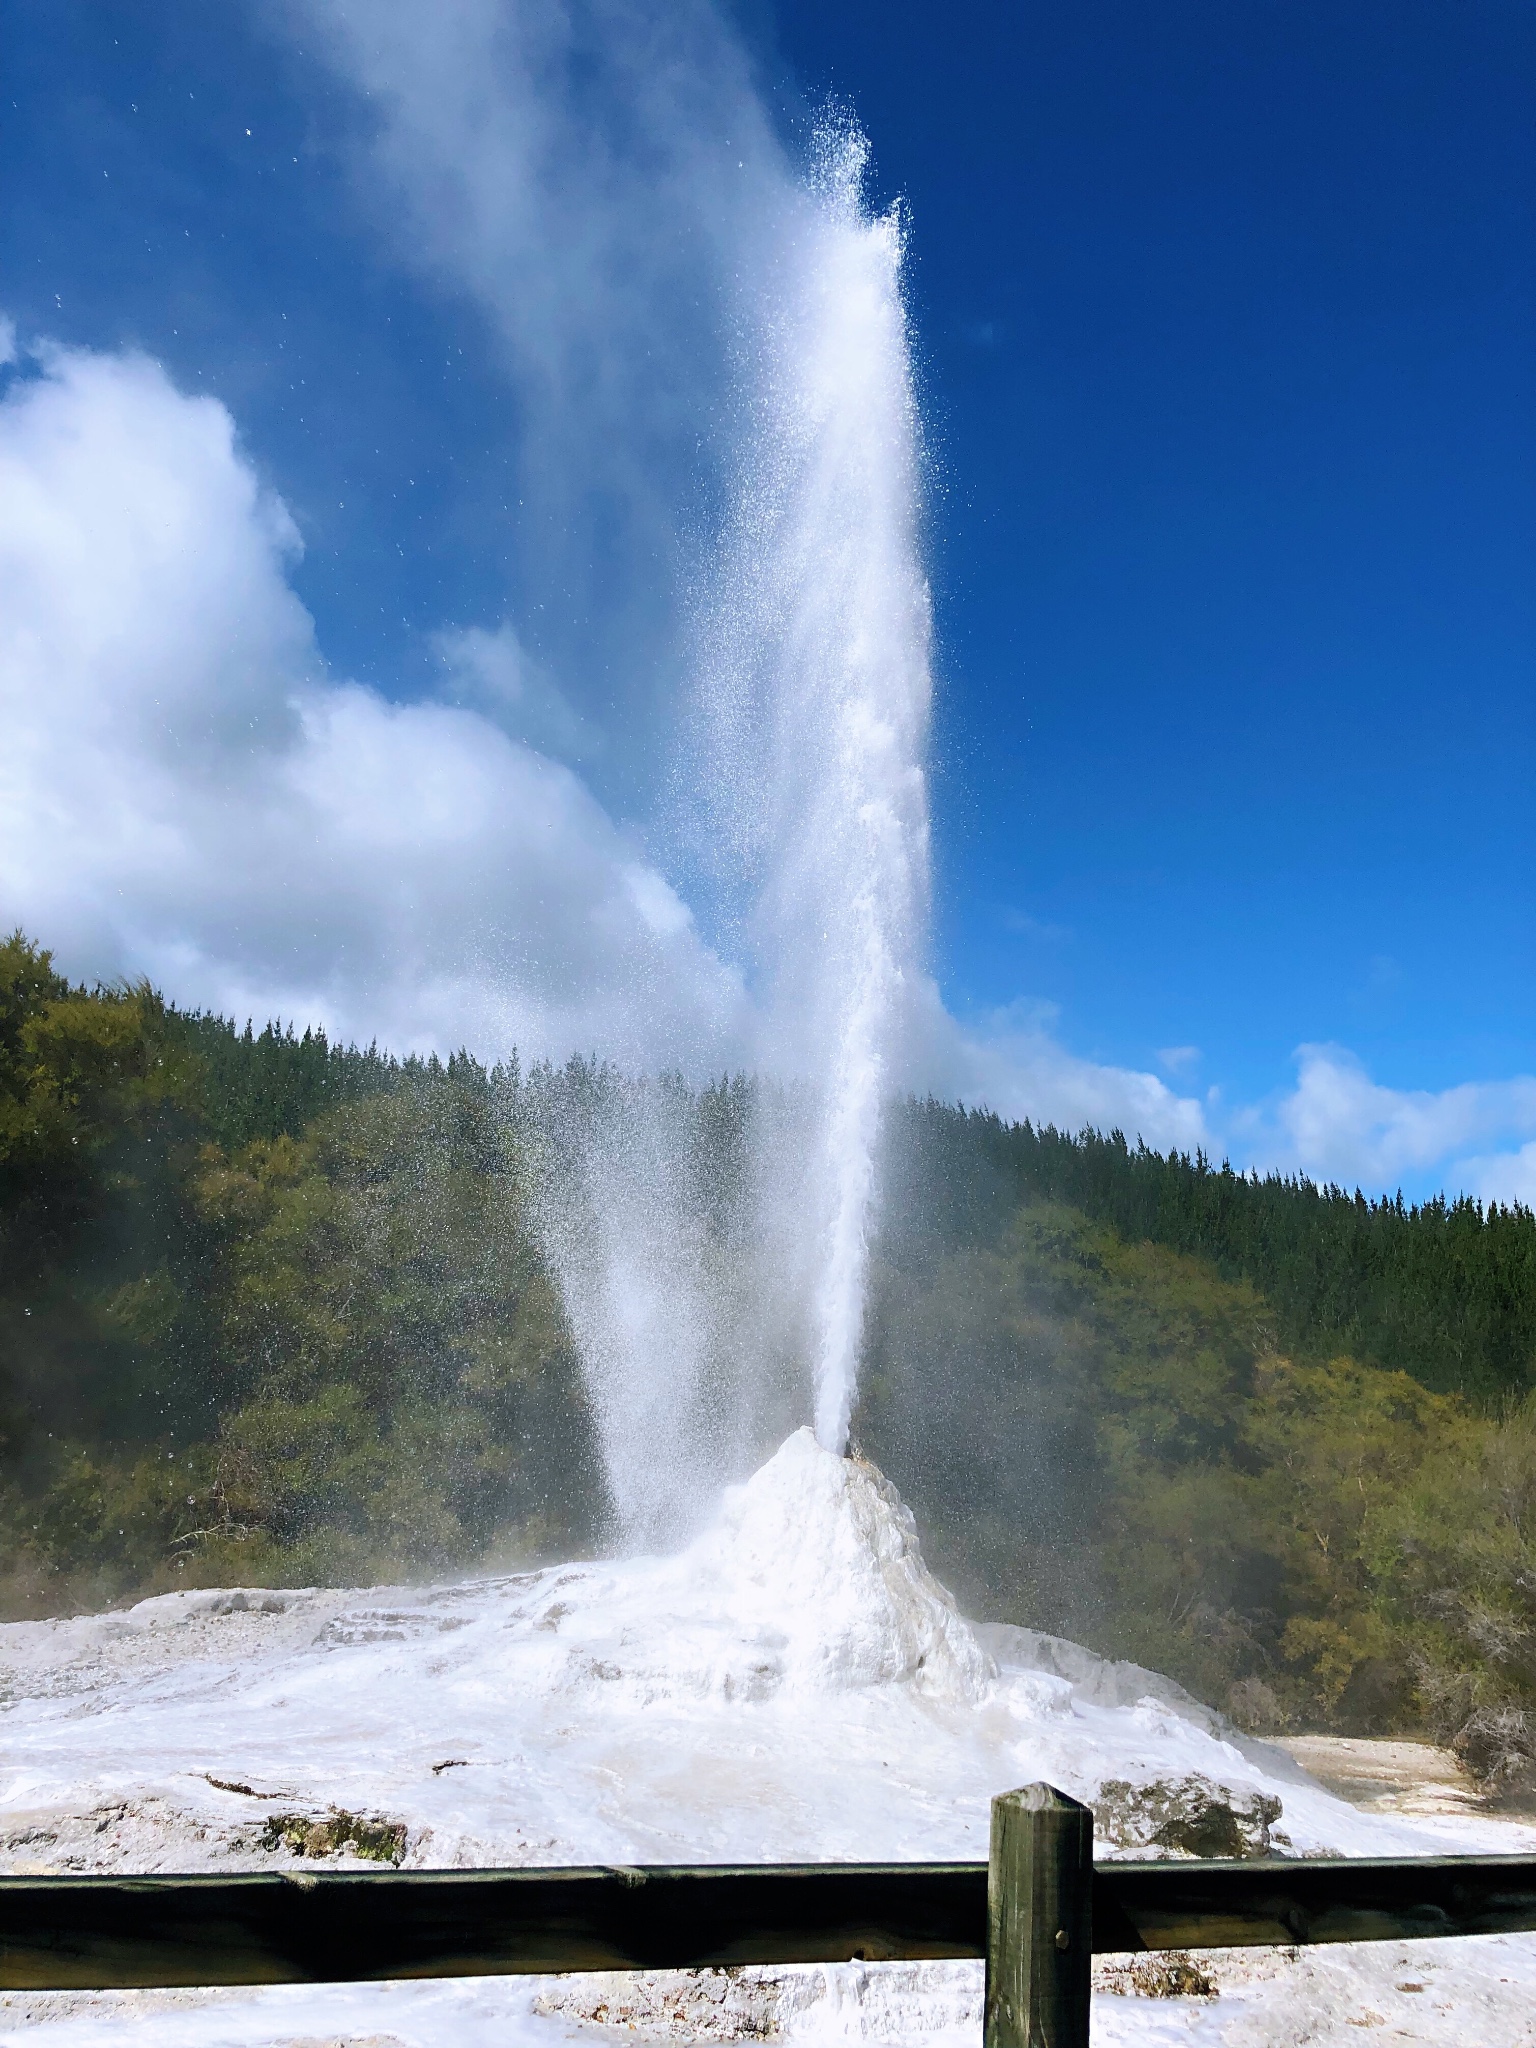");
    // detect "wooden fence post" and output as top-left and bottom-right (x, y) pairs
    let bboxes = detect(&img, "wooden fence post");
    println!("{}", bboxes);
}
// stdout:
(985, 1783), (1093, 2048)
